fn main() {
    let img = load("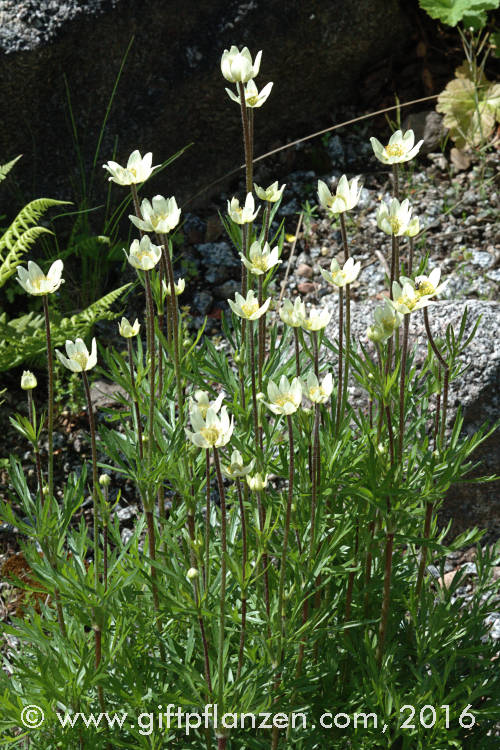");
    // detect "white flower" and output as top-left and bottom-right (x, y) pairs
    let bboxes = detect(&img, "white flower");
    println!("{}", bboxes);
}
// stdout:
(226, 79), (273, 108)
(227, 193), (259, 224)
(21, 370), (37, 390)
(246, 472), (268, 491)
(221, 46), (262, 83)
(321, 257), (361, 287)
(124, 235), (162, 271)
(317, 175), (362, 214)
(254, 181), (286, 202)
(265, 375), (302, 415)
(163, 277), (185, 296)
(368, 300), (404, 342)
(221, 450), (254, 479)
(188, 390), (225, 419)
(279, 298), (306, 328)
(301, 306), (332, 332)
(129, 195), (181, 234)
(56, 338), (97, 373)
(405, 216), (421, 237)
(370, 129), (424, 165)
(241, 241), (280, 276)
(303, 371), (333, 404)
(376, 198), (413, 236)
(414, 267), (447, 298)
(228, 290), (270, 320)
(389, 280), (433, 315)
(185, 405), (234, 449)
(16, 260), (64, 296)
(103, 150), (157, 185)
(118, 317), (140, 338)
